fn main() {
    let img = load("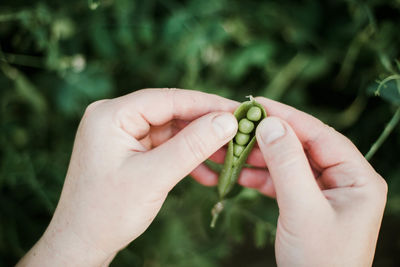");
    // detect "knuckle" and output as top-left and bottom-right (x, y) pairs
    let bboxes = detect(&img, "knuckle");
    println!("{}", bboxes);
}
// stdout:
(81, 100), (112, 133)
(366, 174), (388, 205)
(323, 124), (336, 134)
(164, 87), (179, 99)
(162, 88), (179, 114)
(84, 99), (108, 117)
(377, 176), (388, 199)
